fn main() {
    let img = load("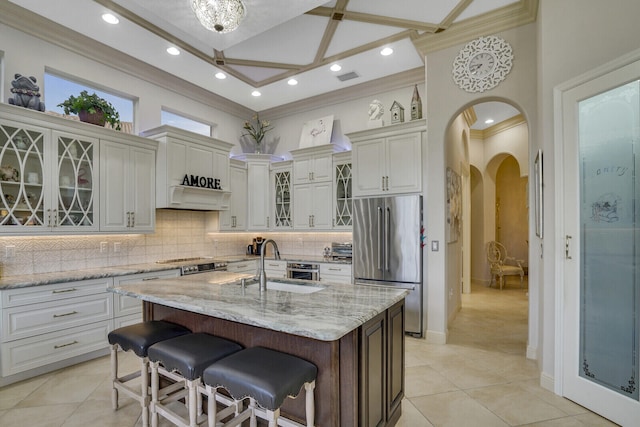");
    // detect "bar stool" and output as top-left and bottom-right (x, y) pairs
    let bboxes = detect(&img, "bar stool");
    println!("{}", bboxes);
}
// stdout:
(148, 332), (243, 427)
(202, 347), (318, 427)
(108, 320), (191, 427)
